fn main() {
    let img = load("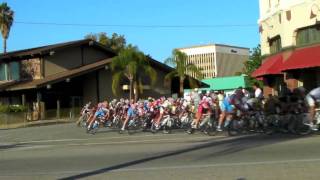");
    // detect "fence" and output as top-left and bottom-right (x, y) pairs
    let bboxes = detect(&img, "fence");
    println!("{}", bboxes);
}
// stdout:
(0, 107), (81, 129)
